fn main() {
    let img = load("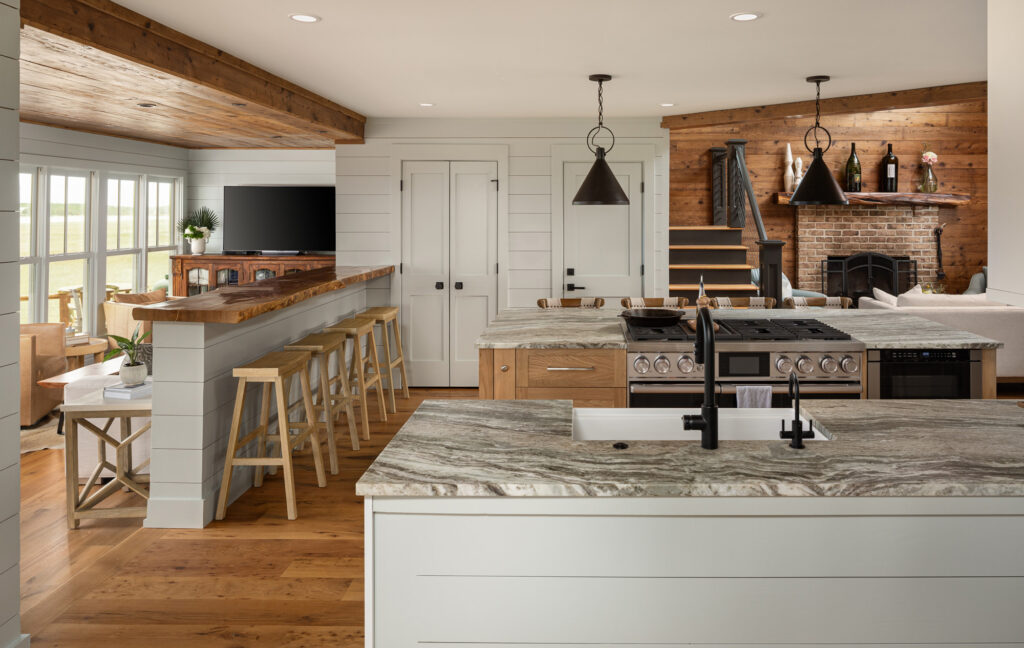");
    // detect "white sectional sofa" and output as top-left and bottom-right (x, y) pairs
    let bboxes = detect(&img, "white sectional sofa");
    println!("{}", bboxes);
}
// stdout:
(859, 293), (1024, 379)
